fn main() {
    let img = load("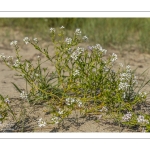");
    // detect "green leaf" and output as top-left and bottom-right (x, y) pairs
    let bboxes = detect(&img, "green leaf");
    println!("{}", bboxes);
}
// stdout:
(11, 82), (22, 93)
